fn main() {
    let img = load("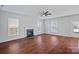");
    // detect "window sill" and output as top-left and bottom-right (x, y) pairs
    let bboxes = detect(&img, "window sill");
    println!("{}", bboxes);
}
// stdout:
(8, 34), (19, 36)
